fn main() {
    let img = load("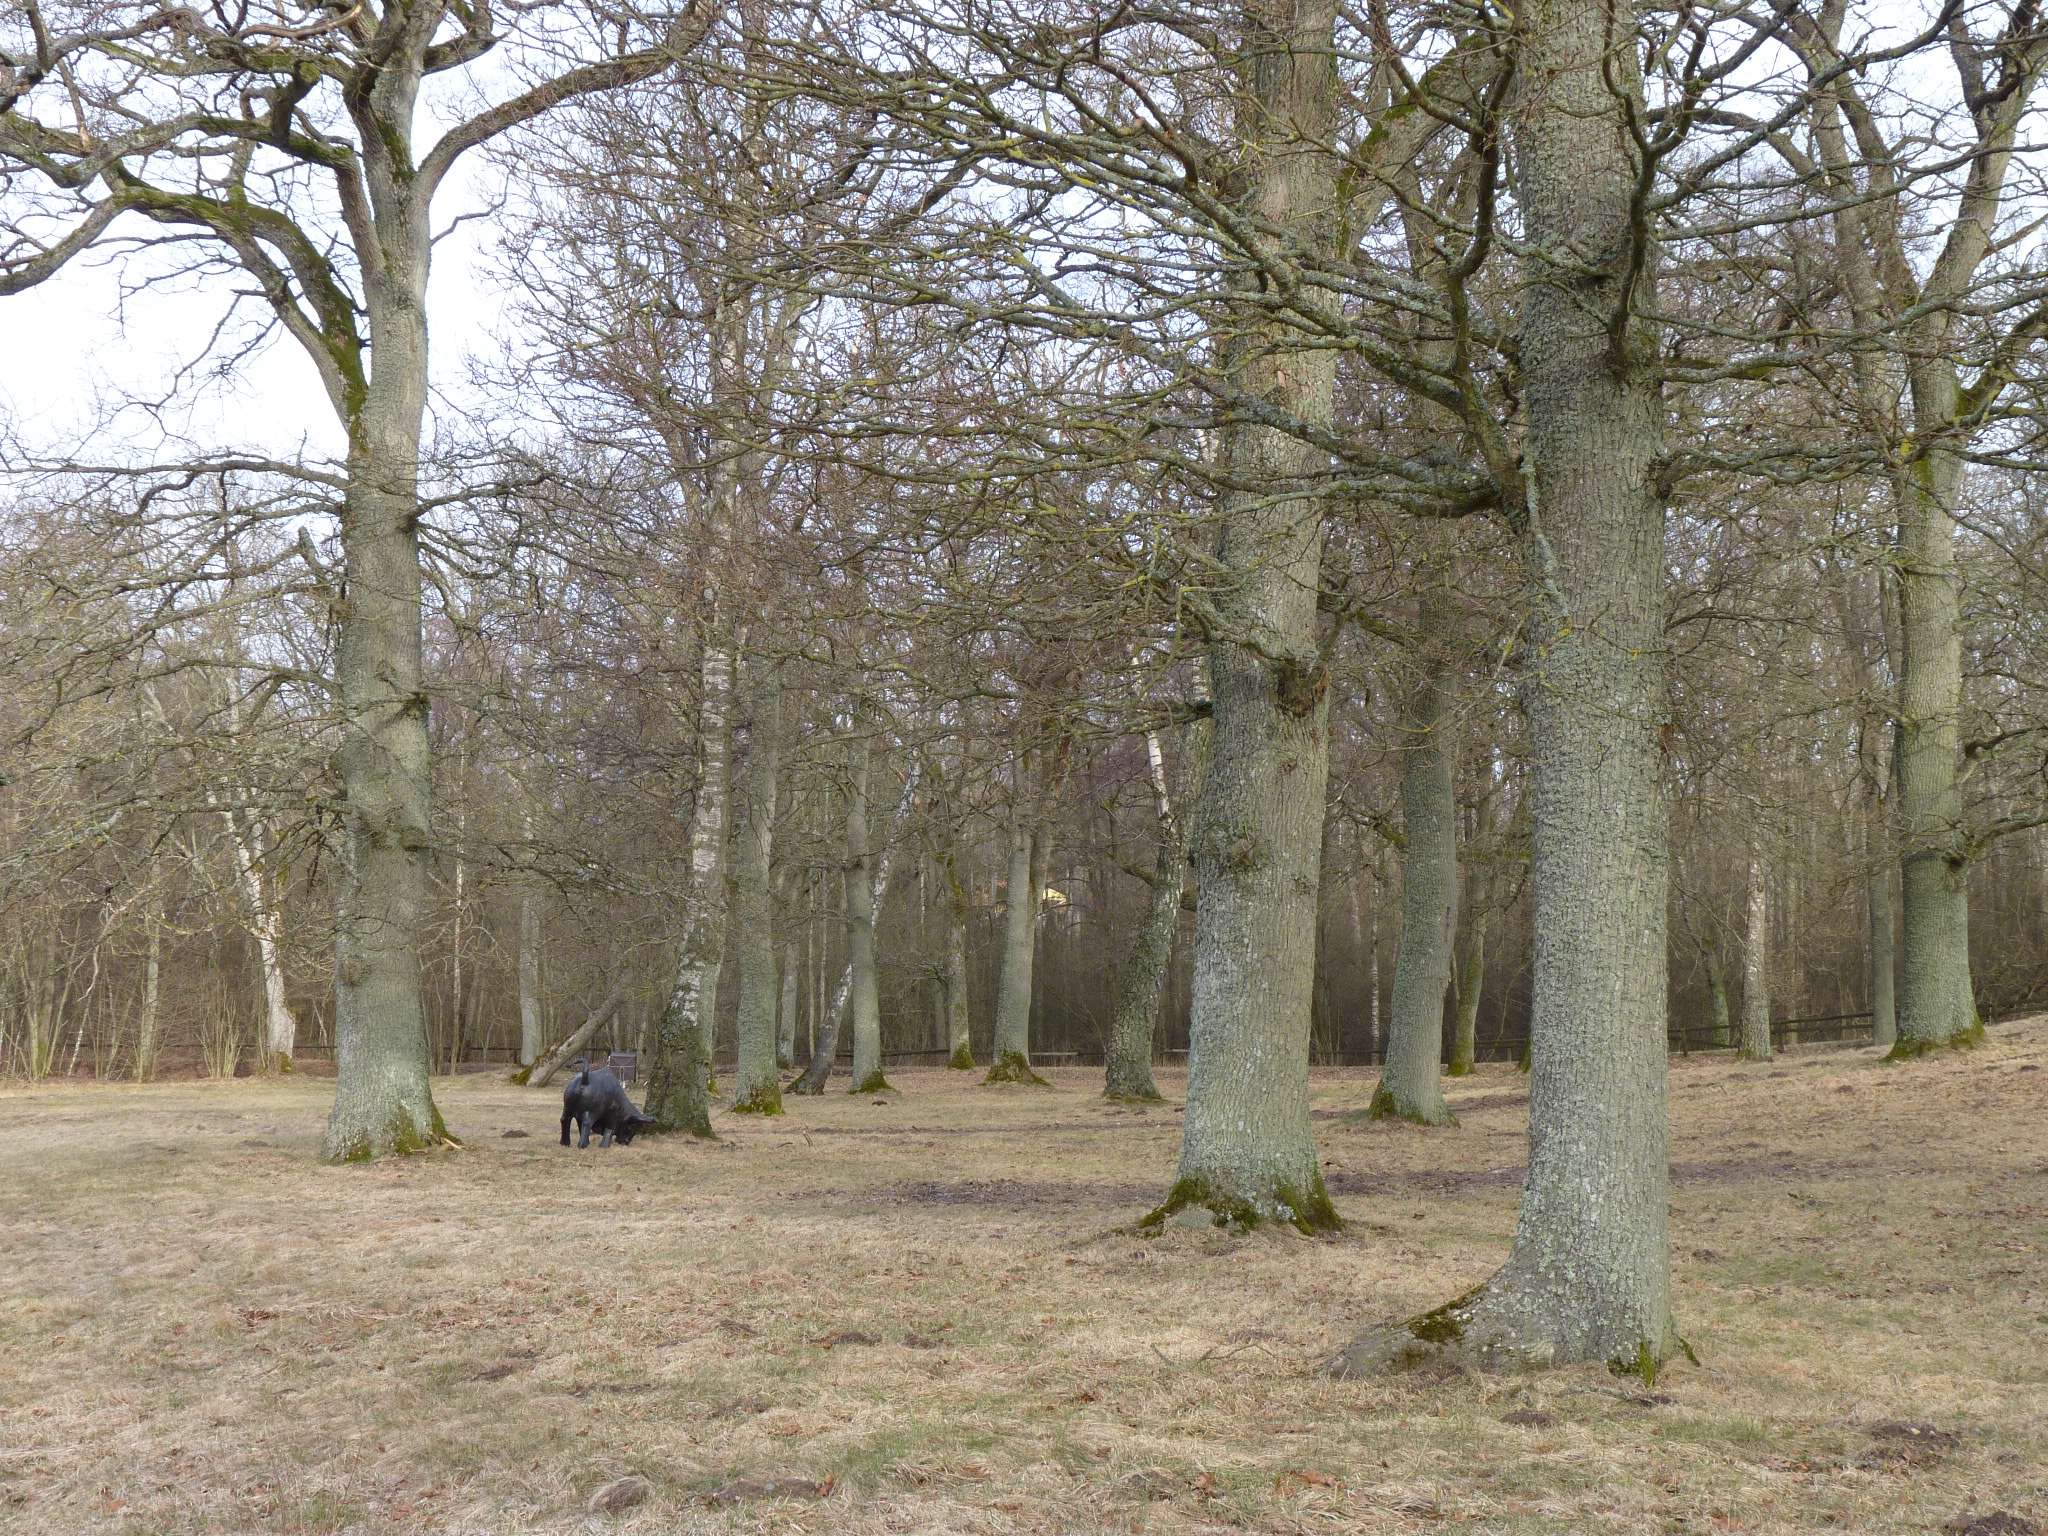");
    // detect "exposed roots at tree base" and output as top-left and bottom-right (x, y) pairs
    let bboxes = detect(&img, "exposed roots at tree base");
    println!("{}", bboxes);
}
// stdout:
(1887, 1018), (1986, 1061)
(1104, 1089), (1166, 1105)
(1324, 1282), (1690, 1381)
(947, 1046), (977, 1070)
(321, 1103), (459, 1164)
(731, 1086), (784, 1115)
(1445, 1061), (1474, 1078)
(851, 1072), (894, 1094)
(1138, 1175), (1342, 1237)
(1365, 1082), (1459, 1127)
(983, 1051), (1050, 1087)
